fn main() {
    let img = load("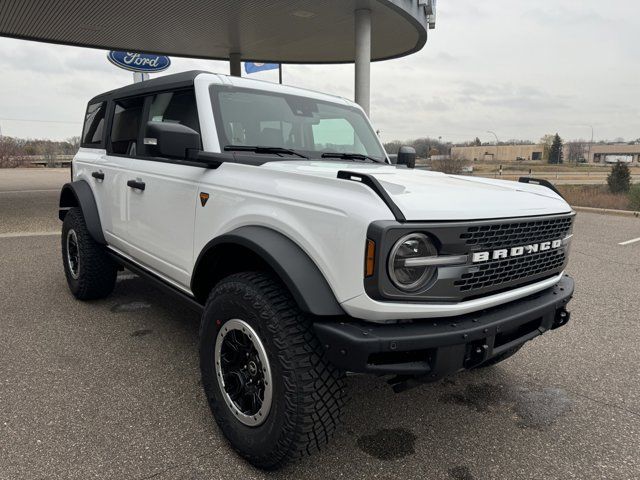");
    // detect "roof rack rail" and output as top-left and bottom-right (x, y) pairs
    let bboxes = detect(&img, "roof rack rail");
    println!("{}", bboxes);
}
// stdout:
(337, 171), (406, 222)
